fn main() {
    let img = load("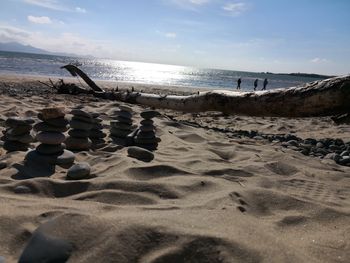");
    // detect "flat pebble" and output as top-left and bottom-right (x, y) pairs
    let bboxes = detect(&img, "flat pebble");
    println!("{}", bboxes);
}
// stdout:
(127, 146), (154, 161)
(14, 185), (31, 194)
(67, 162), (91, 179)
